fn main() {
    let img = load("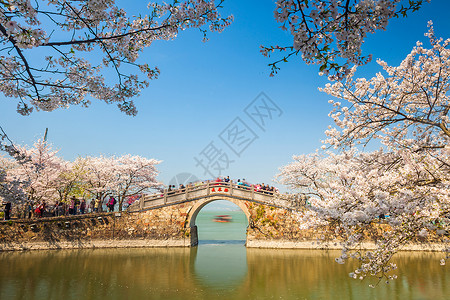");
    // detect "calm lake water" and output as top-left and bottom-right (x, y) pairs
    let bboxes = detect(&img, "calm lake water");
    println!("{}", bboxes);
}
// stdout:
(0, 209), (449, 300)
